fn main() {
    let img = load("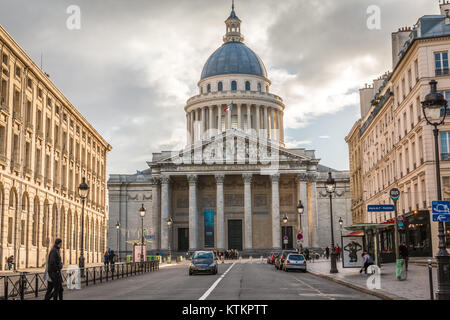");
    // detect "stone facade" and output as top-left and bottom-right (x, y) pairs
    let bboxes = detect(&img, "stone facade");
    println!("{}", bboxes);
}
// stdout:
(0, 26), (112, 270)
(107, 5), (351, 256)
